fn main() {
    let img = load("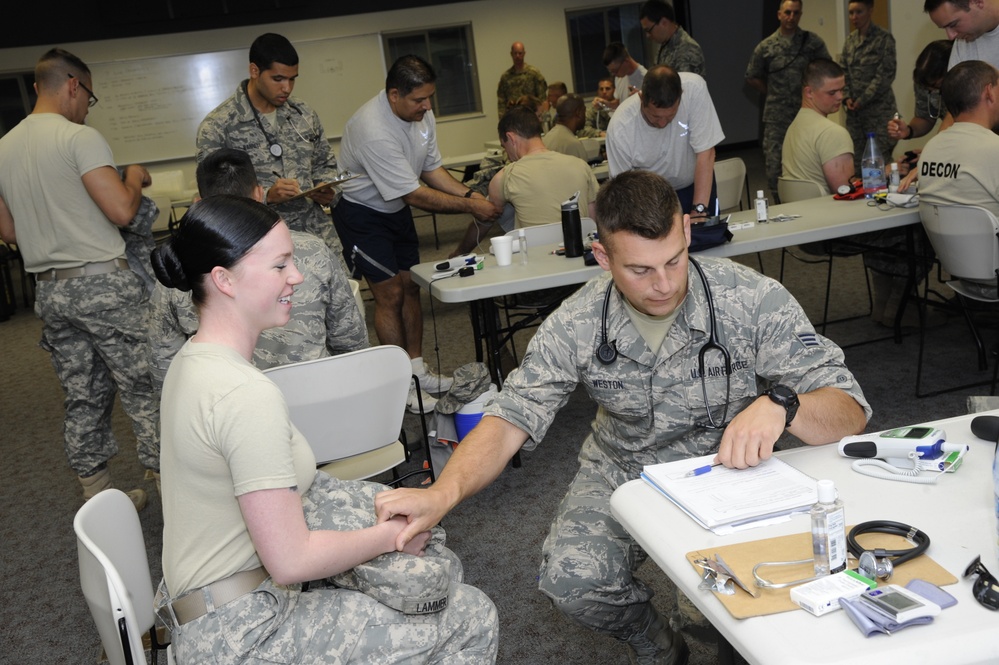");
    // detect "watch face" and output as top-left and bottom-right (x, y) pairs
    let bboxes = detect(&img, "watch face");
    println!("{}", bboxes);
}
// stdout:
(693, 204), (707, 214)
(772, 385), (795, 402)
